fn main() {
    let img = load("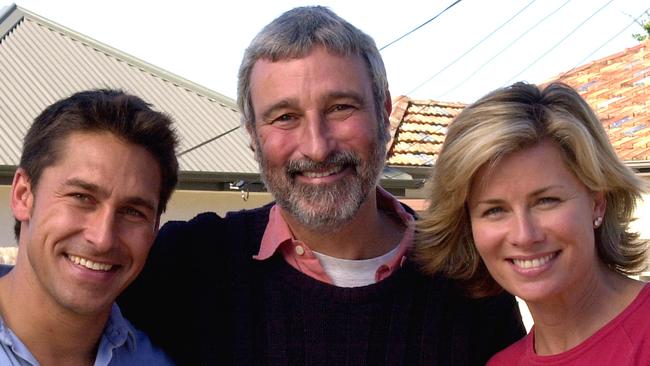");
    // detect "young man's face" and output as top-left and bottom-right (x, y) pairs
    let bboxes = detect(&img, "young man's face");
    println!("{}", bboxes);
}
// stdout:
(248, 46), (390, 230)
(11, 131), (162, 316)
